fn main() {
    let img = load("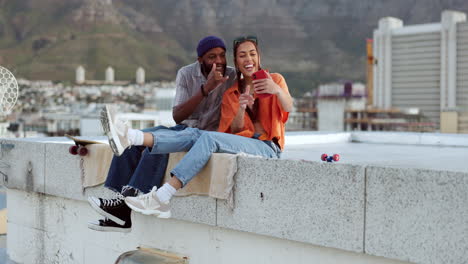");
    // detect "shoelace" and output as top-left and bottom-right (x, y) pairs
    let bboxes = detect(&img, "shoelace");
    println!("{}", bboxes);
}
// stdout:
(100, 218), (114, 225)
(100, 108), (110, 128)
(101, 193), (125, 207)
